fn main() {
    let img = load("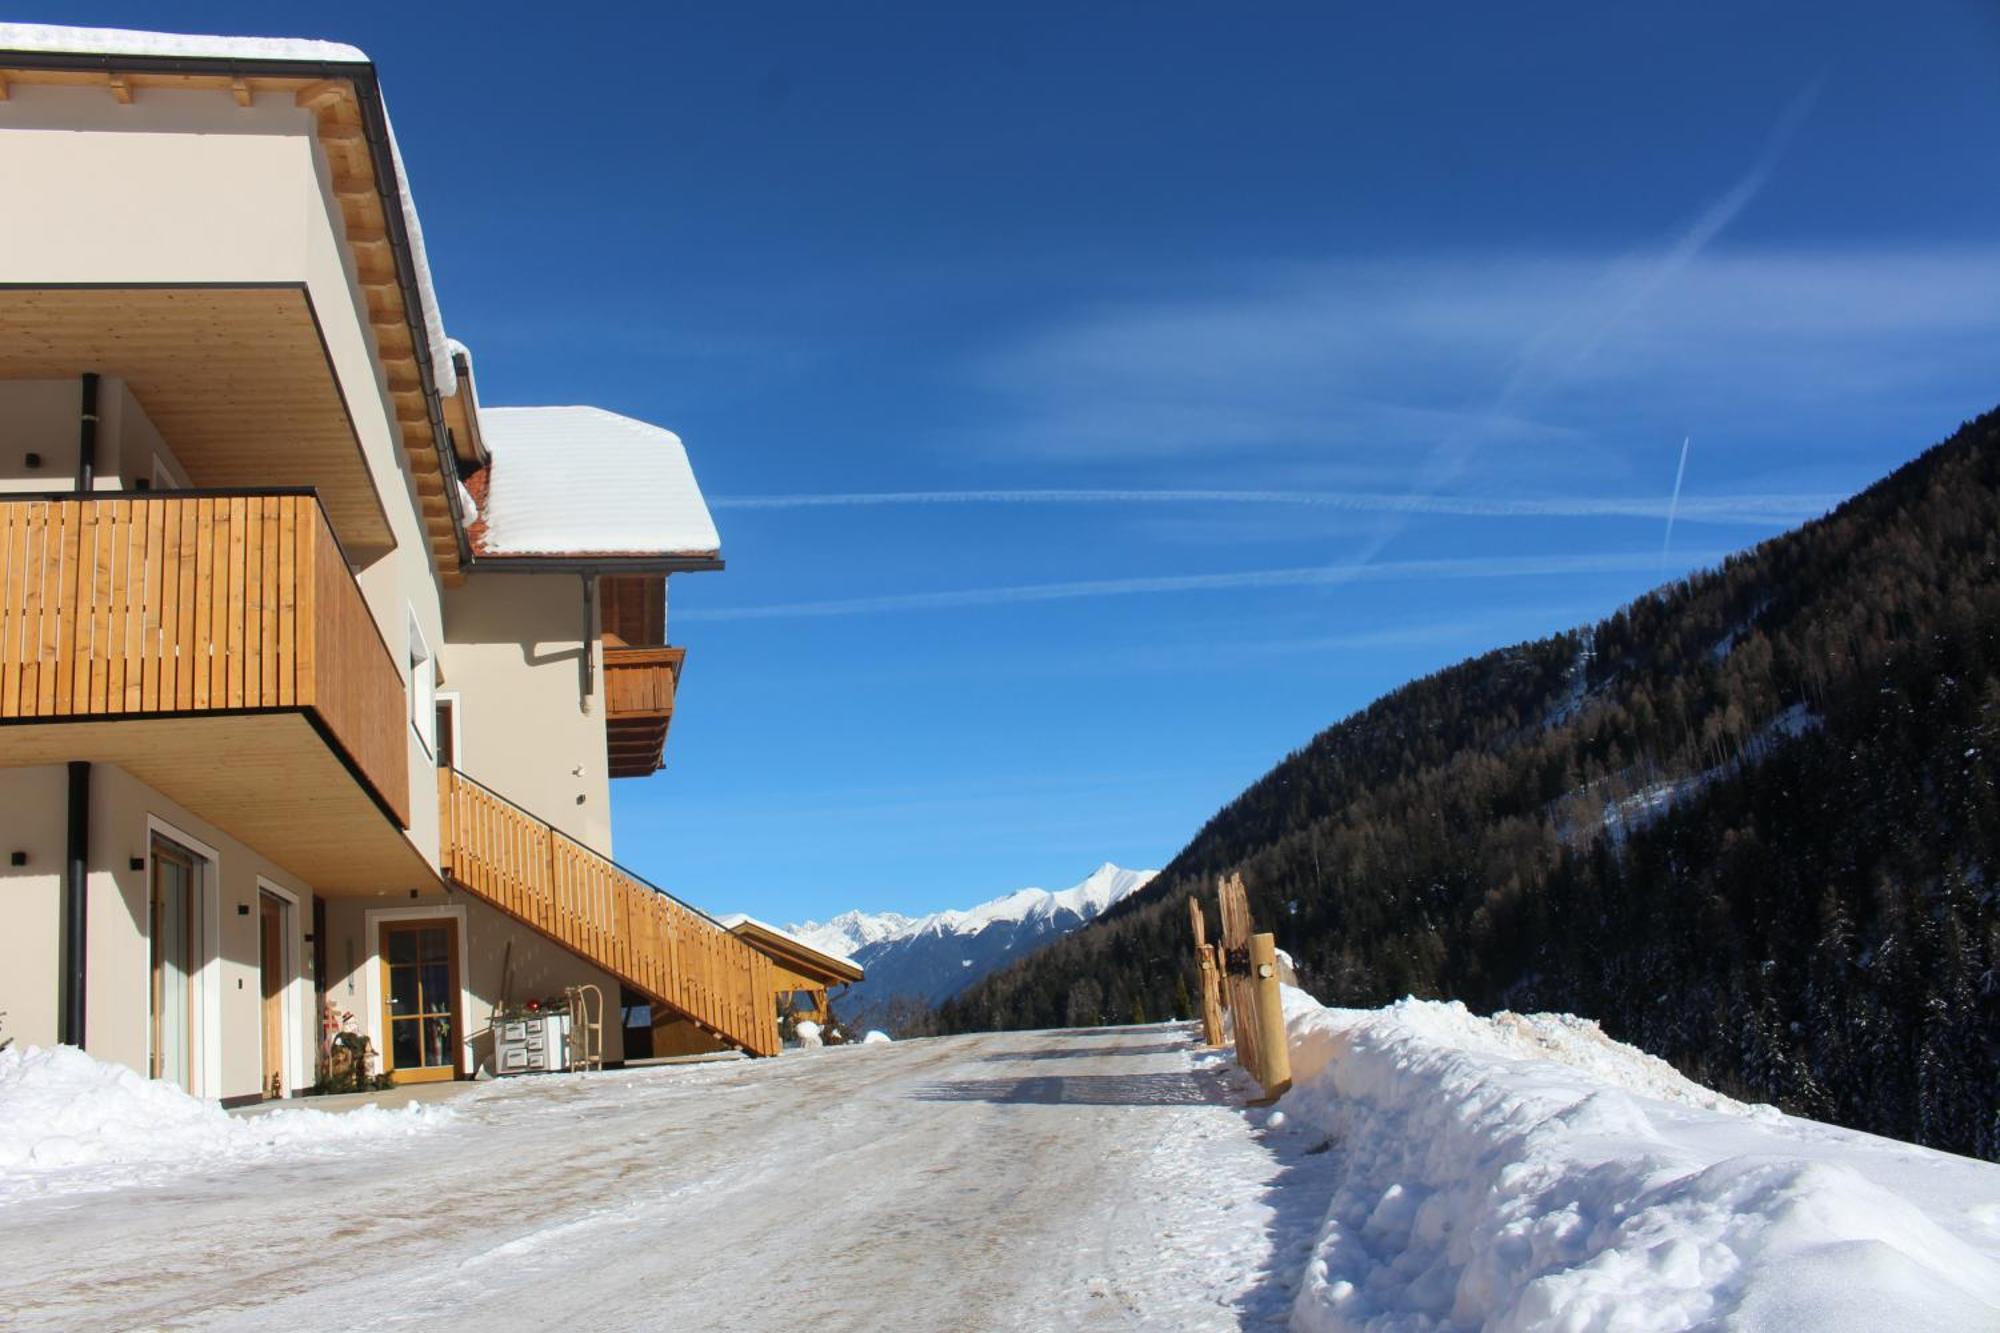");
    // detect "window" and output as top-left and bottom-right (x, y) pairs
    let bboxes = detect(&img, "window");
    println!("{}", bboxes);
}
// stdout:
(408, 610), (435, 757)
(434, 694), (458, 770)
